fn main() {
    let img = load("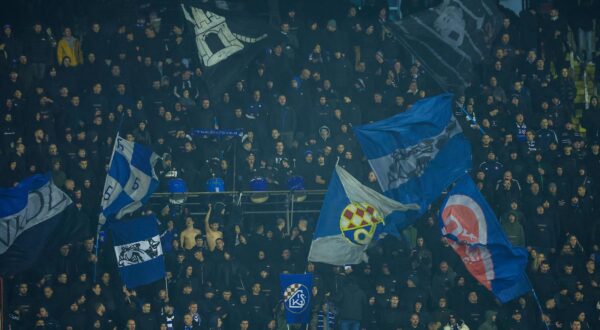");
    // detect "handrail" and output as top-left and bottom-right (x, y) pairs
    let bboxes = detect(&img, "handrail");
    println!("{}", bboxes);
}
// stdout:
(151, 190), (328, 196)
(148, 190), (328, 235)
